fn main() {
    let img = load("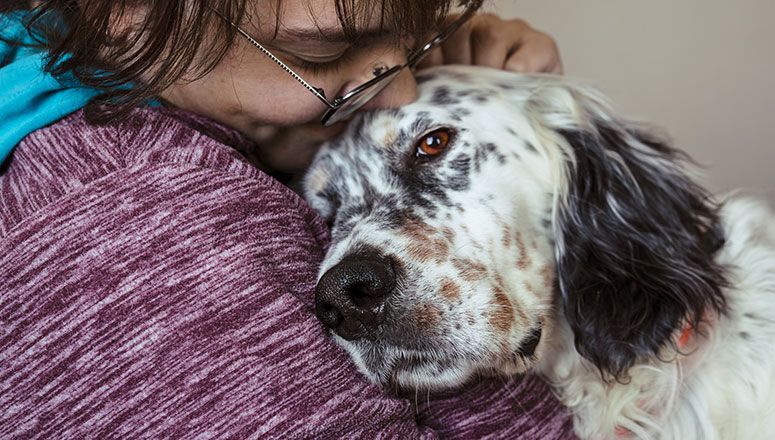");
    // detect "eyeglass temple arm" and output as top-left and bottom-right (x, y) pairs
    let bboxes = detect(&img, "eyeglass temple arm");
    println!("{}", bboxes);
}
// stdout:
(209, 9), (336, 109)
(407, 0), (482, 66)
